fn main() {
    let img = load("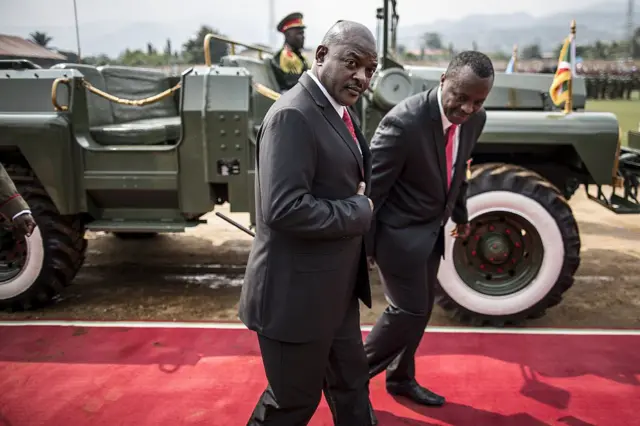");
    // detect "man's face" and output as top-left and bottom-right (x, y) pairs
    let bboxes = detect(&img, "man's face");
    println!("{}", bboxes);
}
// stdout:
(315, 39), (378, 107)
(285, 28), (305, 51)
(440, 66), (493, 125)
